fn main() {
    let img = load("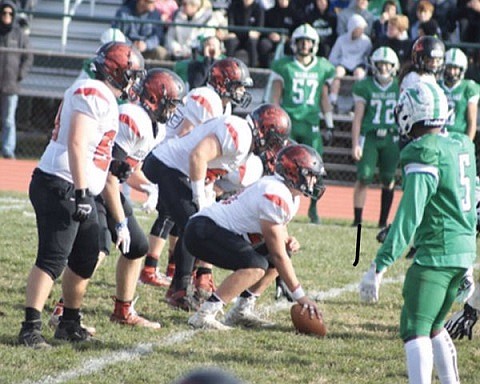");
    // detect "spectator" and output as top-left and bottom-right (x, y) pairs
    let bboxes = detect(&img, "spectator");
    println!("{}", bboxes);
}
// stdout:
(368, 0), (401, 19)
(165, 0), (213, 60)
(373, 14), (411, 67)
(329, 0), (351, 14)
(371, 0), (397, 42)
(155, 0), (178, 22)
(409, 0), (436, 41)
(305, 0), (338, 58)
(0, 0), (33, 159)
(257, 0), (300, 68)
(336, 0), (374, 37)
(329, 14), (372, 107)
(429, 0), (456, 40)
(224, 0), (265, 67)
(455, 0), (480, 44)
(417, 18), (441, 38)
(112, 0), (168, 60)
